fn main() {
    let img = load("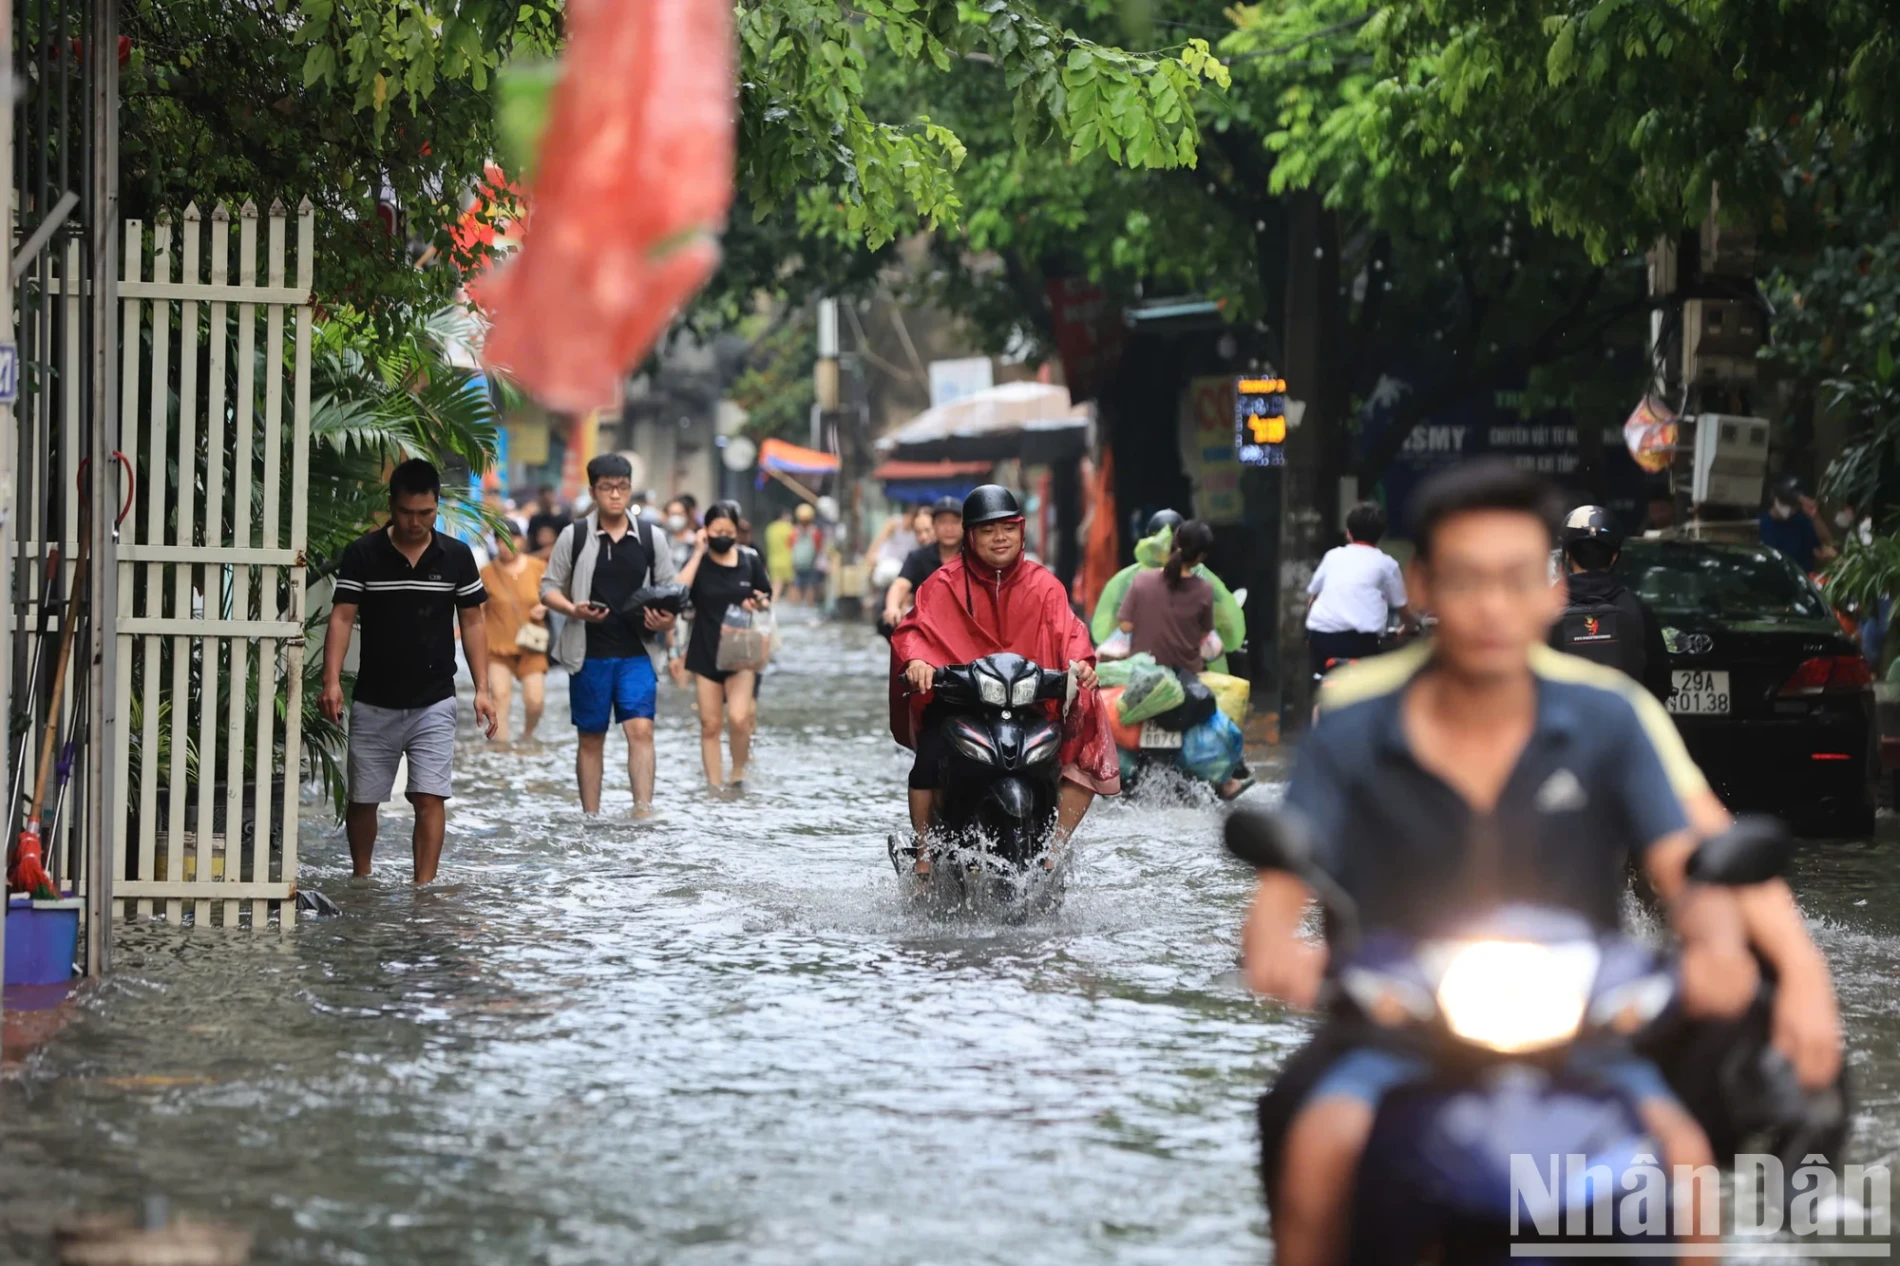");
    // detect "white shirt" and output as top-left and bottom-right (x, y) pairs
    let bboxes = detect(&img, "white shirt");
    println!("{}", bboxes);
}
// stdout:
(1306, 543), (1407, 634)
